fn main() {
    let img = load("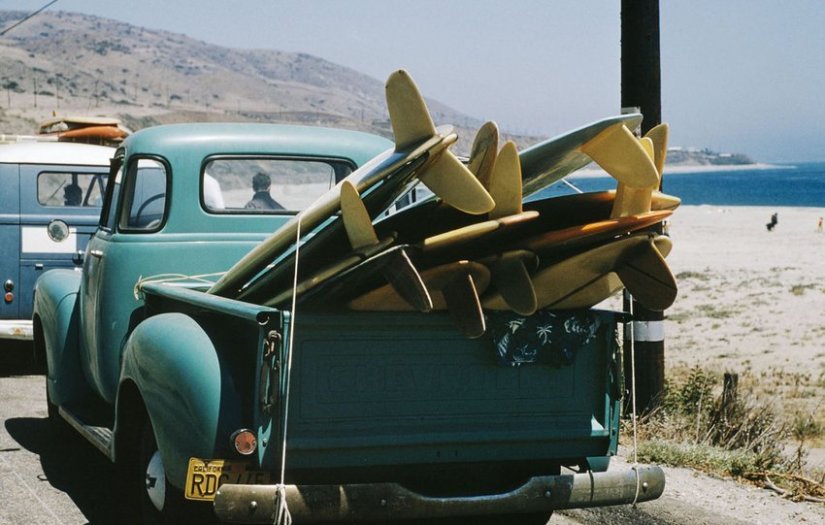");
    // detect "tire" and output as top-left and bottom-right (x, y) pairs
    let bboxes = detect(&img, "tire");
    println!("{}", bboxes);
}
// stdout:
(44, 368), (70, 436)
(139, 418), (169, 524)
(119, 414), (215, 525)
(118, 415), (178, 524)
